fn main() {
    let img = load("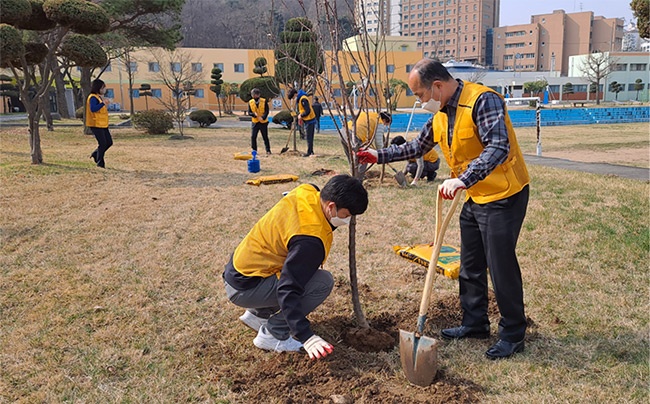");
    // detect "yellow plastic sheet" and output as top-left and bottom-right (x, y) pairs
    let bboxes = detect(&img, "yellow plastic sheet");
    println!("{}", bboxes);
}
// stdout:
(393, 244), (460, 280)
